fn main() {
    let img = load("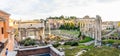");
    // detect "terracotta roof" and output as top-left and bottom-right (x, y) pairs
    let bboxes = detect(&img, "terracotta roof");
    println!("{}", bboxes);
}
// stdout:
(0, 10), (10, 15)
